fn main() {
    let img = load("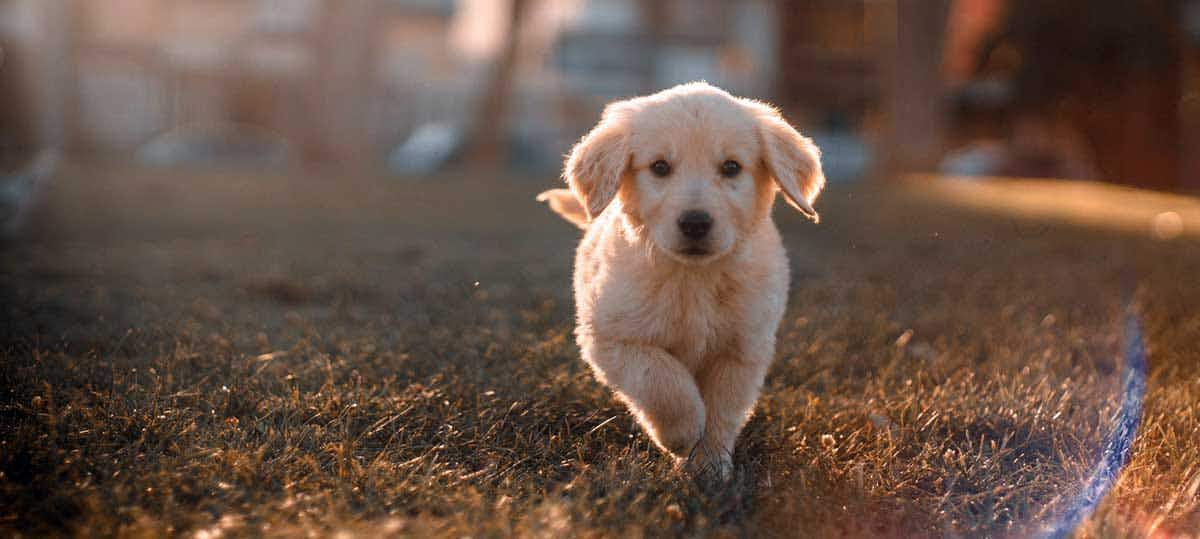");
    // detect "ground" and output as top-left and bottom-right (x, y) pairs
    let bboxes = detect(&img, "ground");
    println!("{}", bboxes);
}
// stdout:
(1, 163), (1198, 537)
